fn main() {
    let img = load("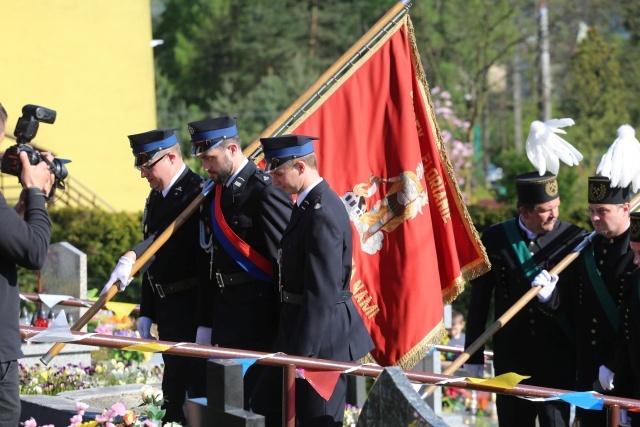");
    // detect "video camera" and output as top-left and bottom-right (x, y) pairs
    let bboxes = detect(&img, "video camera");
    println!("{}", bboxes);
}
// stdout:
(1, 104), (71, 199)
